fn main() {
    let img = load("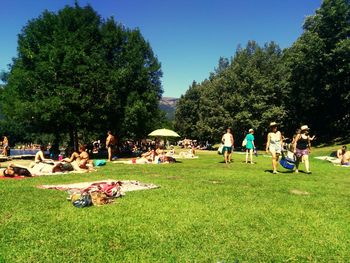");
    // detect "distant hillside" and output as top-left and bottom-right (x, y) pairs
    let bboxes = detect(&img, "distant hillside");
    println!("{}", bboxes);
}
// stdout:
(160, 97), (179, 120)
